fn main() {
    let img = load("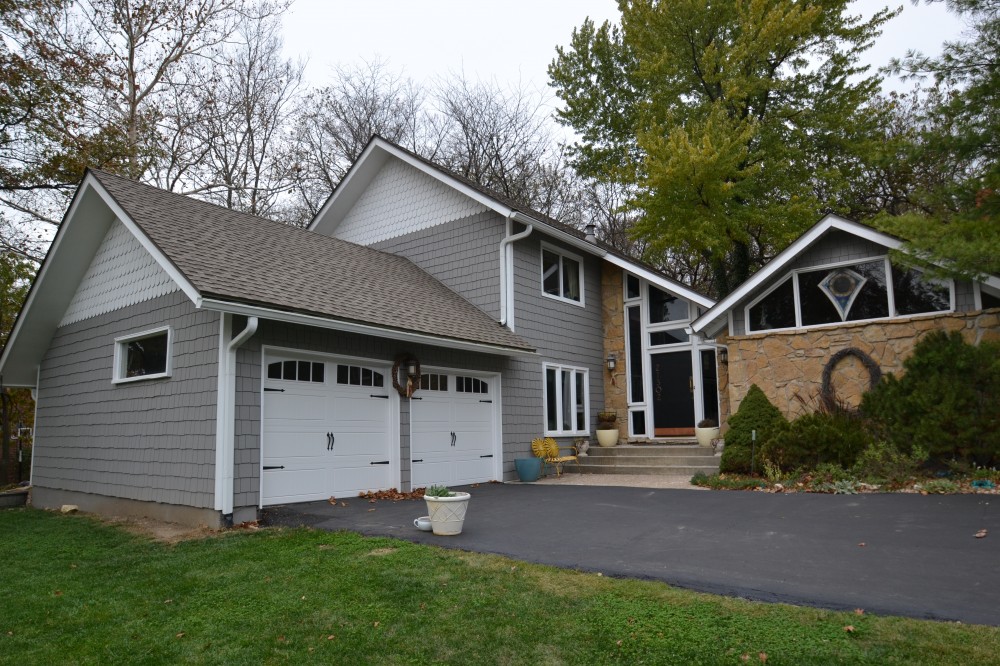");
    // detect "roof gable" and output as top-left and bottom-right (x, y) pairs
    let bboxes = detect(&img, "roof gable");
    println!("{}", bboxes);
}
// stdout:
(691, 214), (1000, 336)
(309, 136), (715, 309)
(334, 157), (487, 245)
